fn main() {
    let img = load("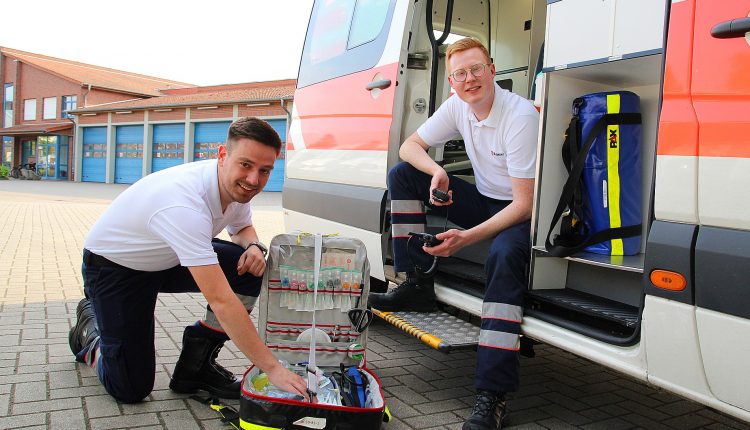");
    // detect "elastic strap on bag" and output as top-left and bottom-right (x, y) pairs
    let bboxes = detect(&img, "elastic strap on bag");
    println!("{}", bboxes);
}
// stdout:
(545, 112), (642, 257)
(190, 395), (241, 429)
